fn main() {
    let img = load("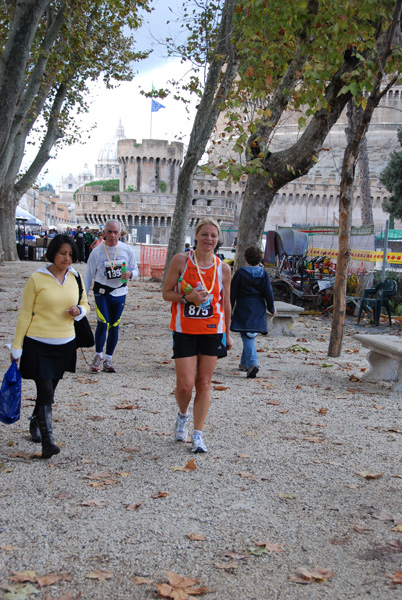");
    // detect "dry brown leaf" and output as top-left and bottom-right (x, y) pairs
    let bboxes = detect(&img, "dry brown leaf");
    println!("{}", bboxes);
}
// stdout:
(123, 503), (142, 511)
(267, 401), (280, 405)
(156, 571), (208, 599)
(188, 533), (206, 541)
(254, 540), (285, 553)
(355, 471), (384, 479)
(86, 569), (114, 582)
(81, 500), (107, 508)
(0, 545), (16, 551)
(353, 525), (371, 534)
(36, 573), (73, 587)
(150, 491), (169, 498)
(213, 385), (229, 391)
(330, 537), (350, 546)
(10, 570), (37, 583)
(289, 567), (334, 584)
(303, 437), (325, 443)
(171, 459), (197, 473)
(387, 571), (402, 584)
(315, 407), (328, 415)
